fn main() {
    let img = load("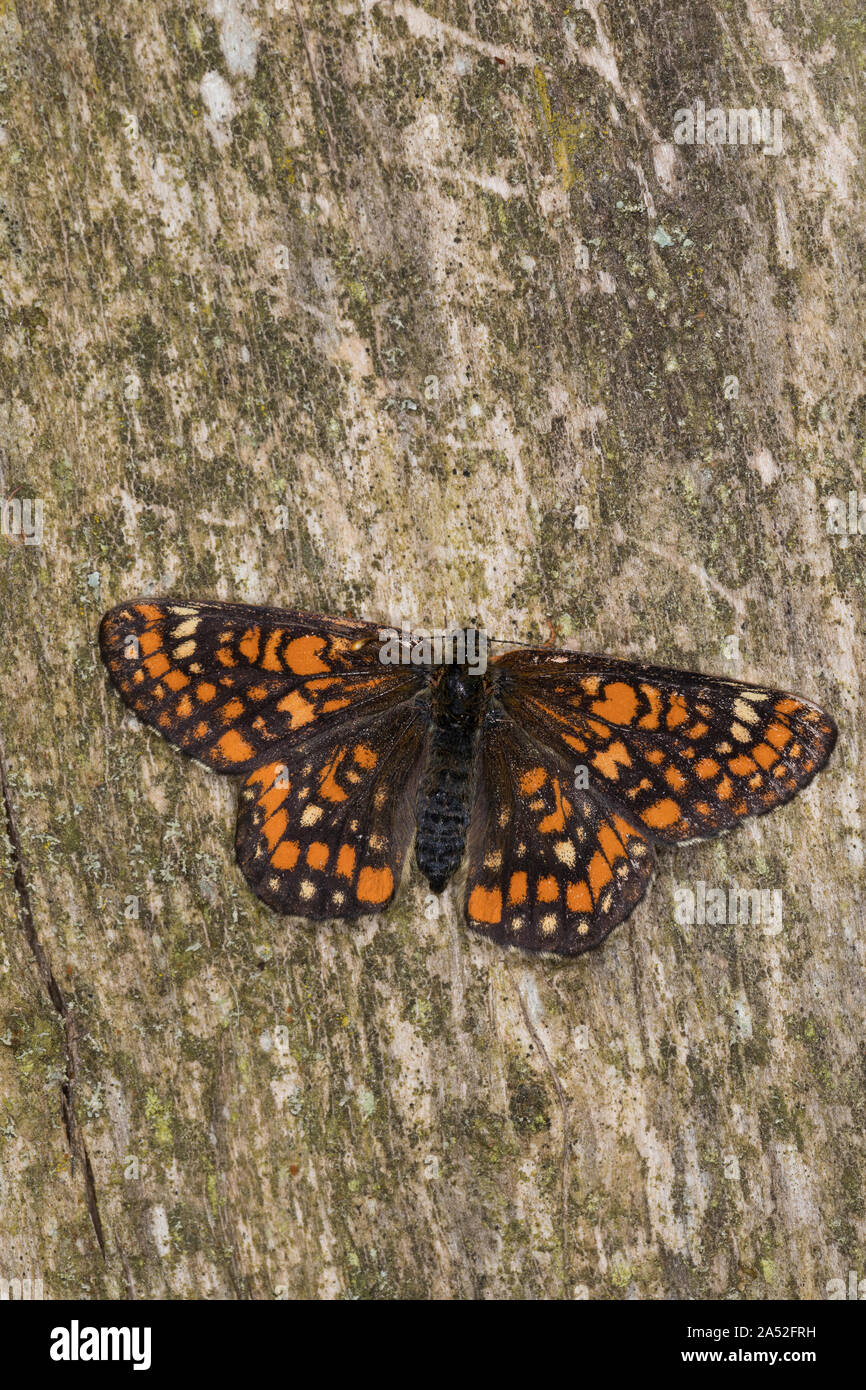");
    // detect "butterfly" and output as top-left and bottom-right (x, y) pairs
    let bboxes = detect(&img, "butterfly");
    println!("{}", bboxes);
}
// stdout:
(99, 600), (837, 957)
